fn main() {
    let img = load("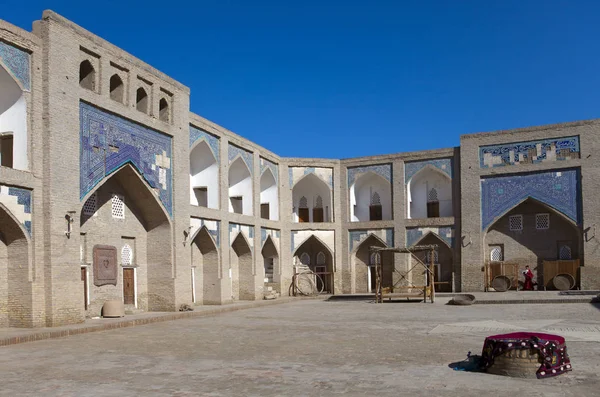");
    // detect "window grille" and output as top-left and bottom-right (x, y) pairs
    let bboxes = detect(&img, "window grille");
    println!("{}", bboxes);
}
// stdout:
(317, 252), (326, 265)
(315, 195), (323, 208)
(300, 252), (310, 265)
(121, 244), (133, 265)
(111, 194), (125, 219)
(371, 192), (381, 205)
(428, 188), (438, 202)
(369, 252), (381, 266)
(299, 196), (308, 208)
(490, 246), (503, 262)
(426, 250), (439, 264)
(509, 215), (523, 231)
(559, 245), (572, 260)
(83, 193), (97, 216)
(536, 213), (550, 230)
